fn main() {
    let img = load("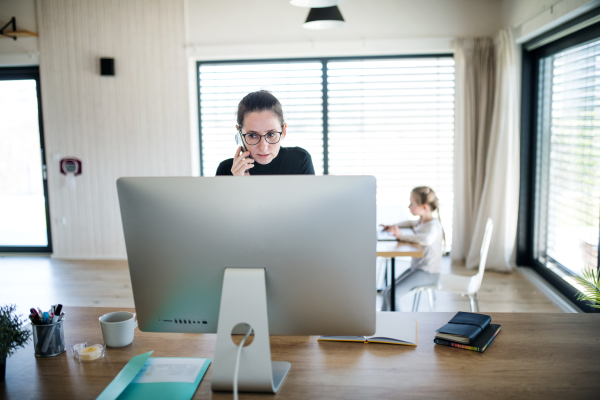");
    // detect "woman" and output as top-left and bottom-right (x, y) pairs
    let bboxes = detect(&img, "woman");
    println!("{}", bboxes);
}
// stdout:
(216, 90), (315, 176)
